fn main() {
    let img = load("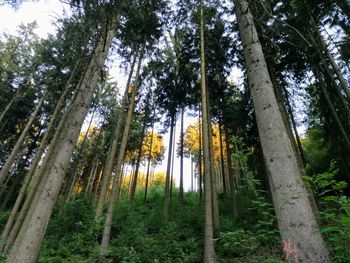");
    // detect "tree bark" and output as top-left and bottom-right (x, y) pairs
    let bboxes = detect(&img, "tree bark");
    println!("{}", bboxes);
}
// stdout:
(179, 108), (184, 206)
(129, 110), (148, 201)
(224, 126), (238, 221)
(198, 108), (203, 200)
(0, 57), (82, 251)
(200, 1), (217, 261)
(218, 120), (226, 195)
(170, 119), (176, 199)
(234, 1), (330, 262)
(144, 123), (155, 203)
(163, 113), (175, 221)
(95, 48), (139, 219)
(0, 90), (20, 126)
(6, 18), (118, 263)
(314, 67), (350, 151)
(100, 47), (144, 254)
(0, 91), (47, 186)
